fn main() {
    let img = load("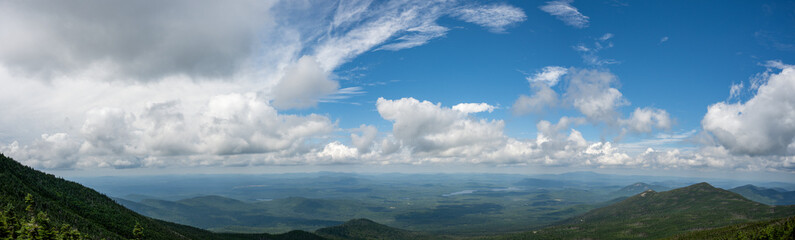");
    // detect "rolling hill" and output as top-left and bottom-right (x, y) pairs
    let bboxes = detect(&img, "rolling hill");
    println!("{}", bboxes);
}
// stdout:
(664, 215), (795, 240)
(315, 218), (442, 240)
(730, 184), (795, 205)
(0, 153), (325, 240)
(492, 182), (795, 239)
